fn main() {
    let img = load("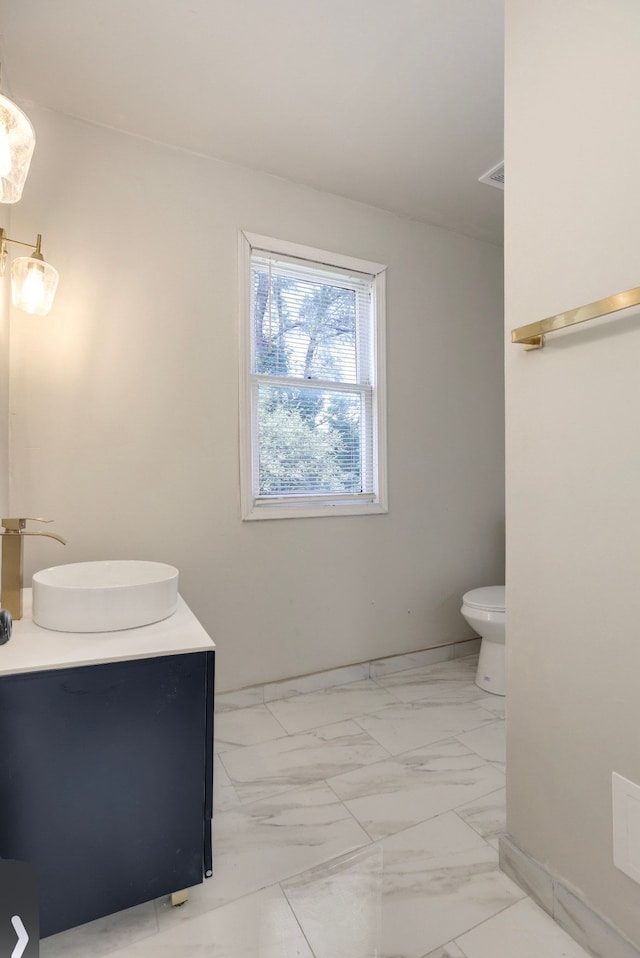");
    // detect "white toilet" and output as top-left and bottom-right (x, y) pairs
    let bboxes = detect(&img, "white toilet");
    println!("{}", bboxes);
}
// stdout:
(460, 586), (506, 696)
